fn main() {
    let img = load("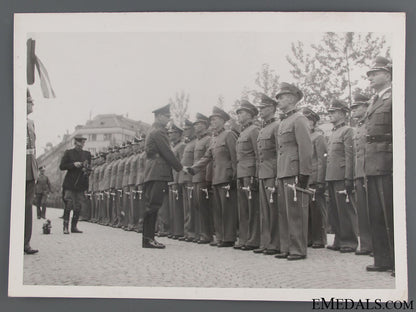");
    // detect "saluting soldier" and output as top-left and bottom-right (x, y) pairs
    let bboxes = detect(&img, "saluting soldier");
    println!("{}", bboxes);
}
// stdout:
(254, 94), (280, 255)
(364, 57), (394, 273)
(190, 106), (238, 247)
(303, 107), (328, 249)
(274, 83), (313, 261)
(142, 104), (183, 249)
(179, 119), (198, 242)
(325, 99), (358, 253)
(351, 93), (373, 256)
(109, 146), (122, 226)
(167, 124), (185, 239)
(134, 136), (147, 232)
(235, 101), (260, 250)
(192, 113), (213, 244)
